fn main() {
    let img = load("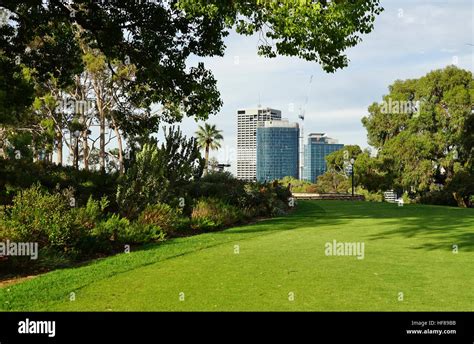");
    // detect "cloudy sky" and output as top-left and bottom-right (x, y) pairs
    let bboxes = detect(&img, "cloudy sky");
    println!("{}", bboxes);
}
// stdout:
(178, 0), (473, 175)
